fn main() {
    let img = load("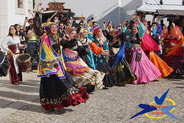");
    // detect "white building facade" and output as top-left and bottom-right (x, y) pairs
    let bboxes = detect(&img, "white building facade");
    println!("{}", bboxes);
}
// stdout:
(1, 0), (183, 45)
(0, 0), (33, 44)
(35, 0), (122, 27)
(35, 0), (144, 26)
